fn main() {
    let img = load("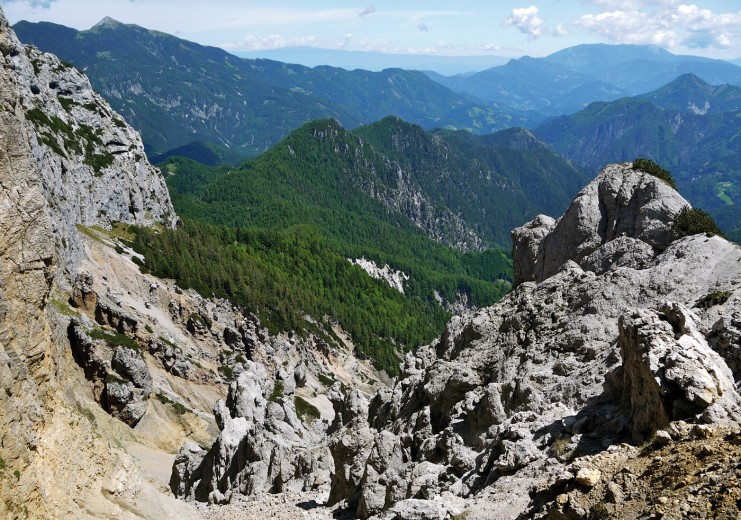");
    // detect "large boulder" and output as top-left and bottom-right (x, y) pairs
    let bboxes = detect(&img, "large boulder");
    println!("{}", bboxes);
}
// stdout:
(619, 303), (741, 441)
